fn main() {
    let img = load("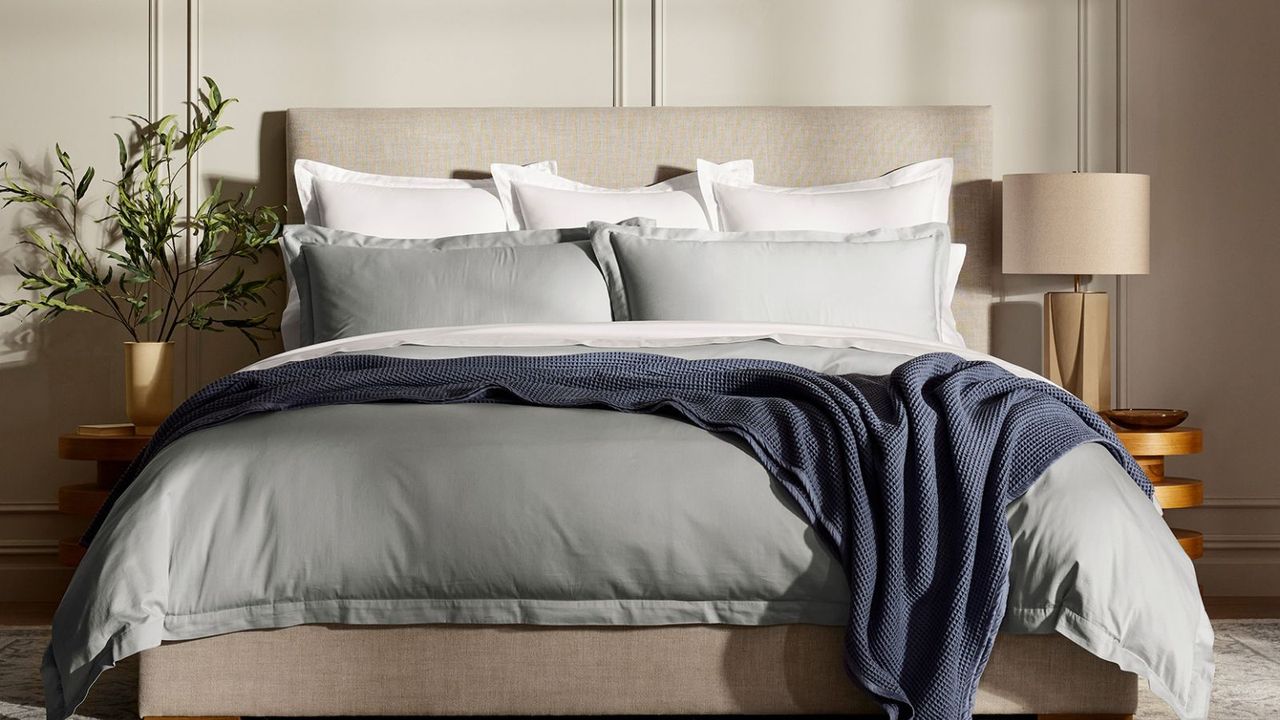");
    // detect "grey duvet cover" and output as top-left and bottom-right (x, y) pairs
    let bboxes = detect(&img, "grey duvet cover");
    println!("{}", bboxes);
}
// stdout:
(45, 323), (1213, 720)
